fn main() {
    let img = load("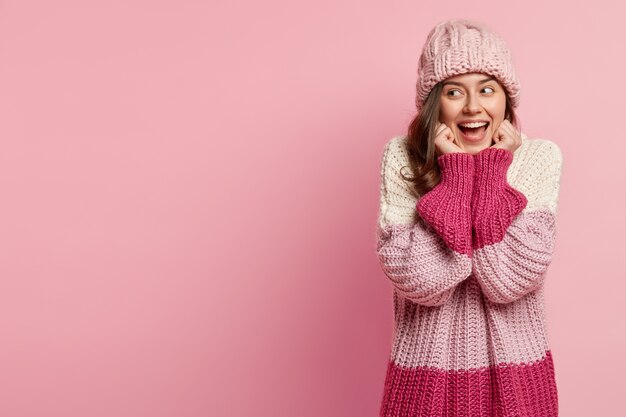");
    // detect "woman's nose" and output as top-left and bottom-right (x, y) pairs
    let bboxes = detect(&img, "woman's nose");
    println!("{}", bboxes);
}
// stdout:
(464, 95), (482, 113)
